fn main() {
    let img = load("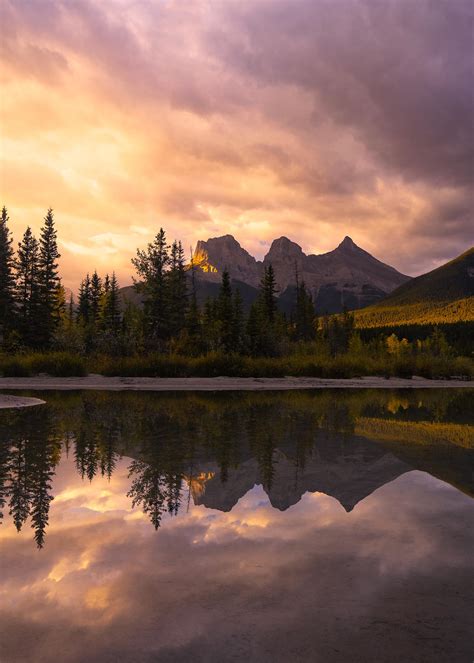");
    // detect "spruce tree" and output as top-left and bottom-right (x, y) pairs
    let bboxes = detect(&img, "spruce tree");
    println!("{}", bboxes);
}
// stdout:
(77, 274), (92, 324)
(294, 278), (316, 341)
(37, 208), (61, 348)
(260, 264), (278, 322)
(185, 258), (202, 353)
(102, 272), (121, 338)
(167, 240), (187, 339)
(132, 228), (170, 346)
(0, 207), (15, 344)
(90, 270), (103, 325)
(217, 269), (234, 353)
(15, 227), (40, 346)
